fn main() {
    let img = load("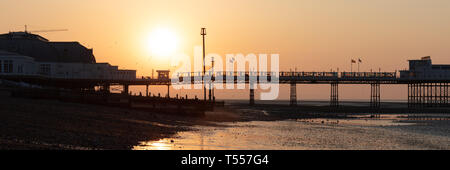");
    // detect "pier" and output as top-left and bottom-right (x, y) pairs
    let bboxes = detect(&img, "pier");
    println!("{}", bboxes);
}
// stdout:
(2, 32), (449, 109)
(3, 70), (450, 108)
